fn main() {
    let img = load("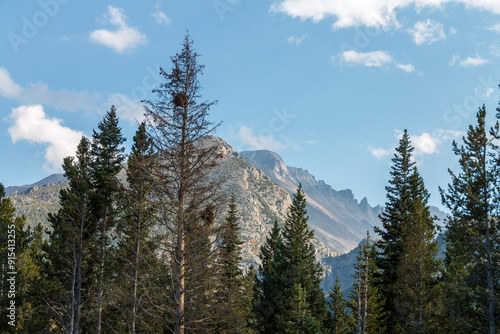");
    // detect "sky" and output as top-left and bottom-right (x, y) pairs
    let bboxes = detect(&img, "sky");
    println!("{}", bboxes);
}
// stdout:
(1, 0), (500, 211)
